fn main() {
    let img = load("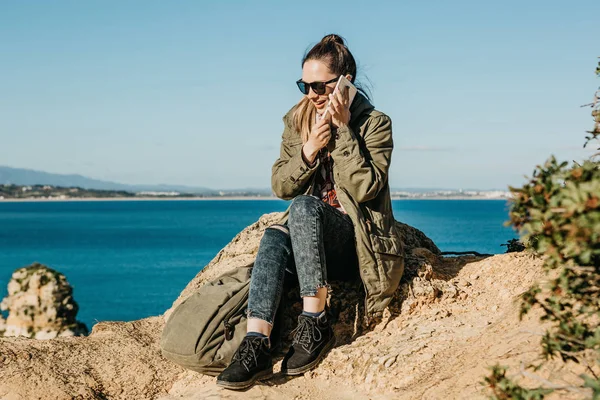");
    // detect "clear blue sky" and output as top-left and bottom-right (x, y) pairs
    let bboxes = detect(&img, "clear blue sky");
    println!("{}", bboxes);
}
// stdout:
(1, 1), (598, 190)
